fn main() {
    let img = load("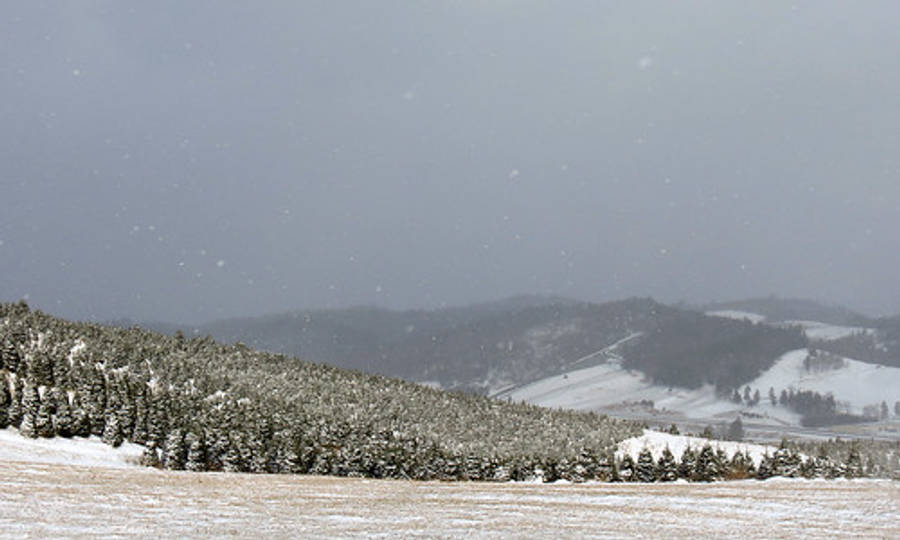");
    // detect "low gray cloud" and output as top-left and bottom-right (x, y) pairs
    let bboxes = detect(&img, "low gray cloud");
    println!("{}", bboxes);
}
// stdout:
(2, 1), (899, 322)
